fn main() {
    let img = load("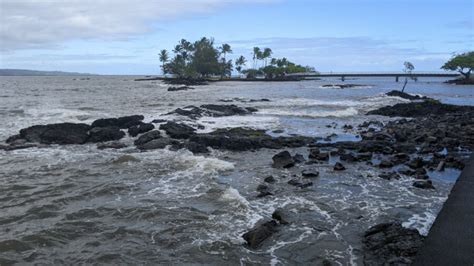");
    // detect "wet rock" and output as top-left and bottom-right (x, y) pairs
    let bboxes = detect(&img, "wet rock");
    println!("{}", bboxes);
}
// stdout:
(272, 151), (295, 168)
(302, 170), (319, 178)
(128, 123), (155, 137)
(134, 130), (161, 146)
(287, 179), (302, 186)
(91, 115), (144, 129)
(363, 222), (424, 265)
(264, 176), (276, 183)
(136, 138), (177, 151)
(97, 141), (127, 150)
(309, 148), (329, 161)
(12, 123), (91, 144)
(151, 119), (167, 124)
(256, 184), (273, 198)
(293, 153), (305, 163)
(189, 128), (311, 151)
(0, 143), (46, 151)
(160, 121), (196, 139)
(183, 141), (209, 154)
(298, 182), (313, 188)
(413, 180), (435, 190)
(407, 157), (425, 169)
(242, 220), (278, 249)
(334, 162), (346, 171)
(386, 90), (427, 100)
(379, 172), (401, 181)
(168, 104), (257, 119)
(167, 86), (194, 91)
(367, 100), (474, 118)
(340, 152), (357, 162)
(88, 127), (125, 143)
(272, 209), (290, 225)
